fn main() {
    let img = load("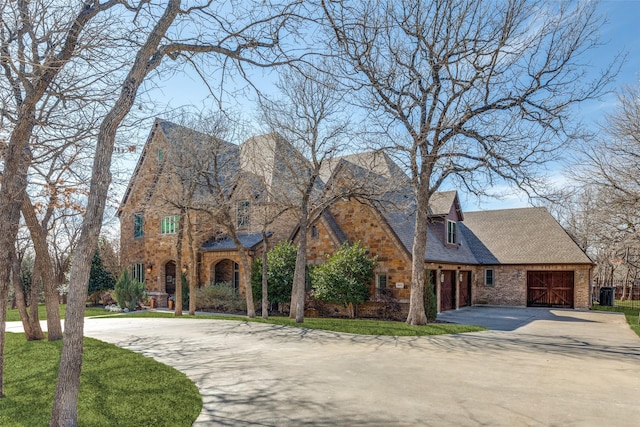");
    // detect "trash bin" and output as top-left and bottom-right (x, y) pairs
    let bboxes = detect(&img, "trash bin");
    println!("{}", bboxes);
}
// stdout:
(599, 286), (614, 306)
